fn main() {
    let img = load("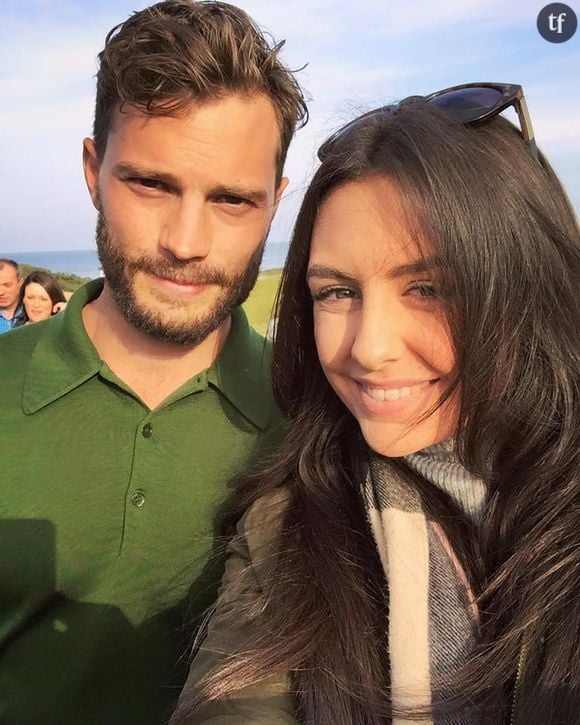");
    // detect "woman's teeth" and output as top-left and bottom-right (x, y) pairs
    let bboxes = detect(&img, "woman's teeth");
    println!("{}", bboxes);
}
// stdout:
(362, 381), (432, 401)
